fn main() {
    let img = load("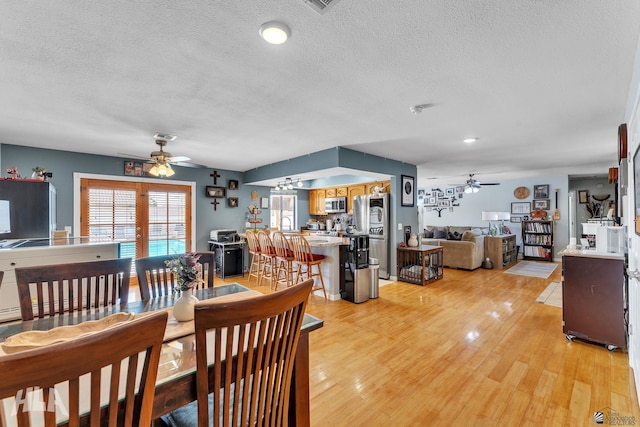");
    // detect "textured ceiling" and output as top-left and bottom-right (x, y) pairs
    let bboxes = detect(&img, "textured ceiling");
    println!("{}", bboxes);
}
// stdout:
(1, 1), (639, 187)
